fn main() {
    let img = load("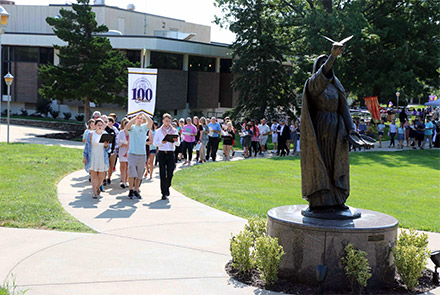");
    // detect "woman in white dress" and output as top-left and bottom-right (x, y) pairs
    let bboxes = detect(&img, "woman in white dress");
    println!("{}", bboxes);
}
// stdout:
(83, 118), (110, 199)
(116, 118), (129, 188)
